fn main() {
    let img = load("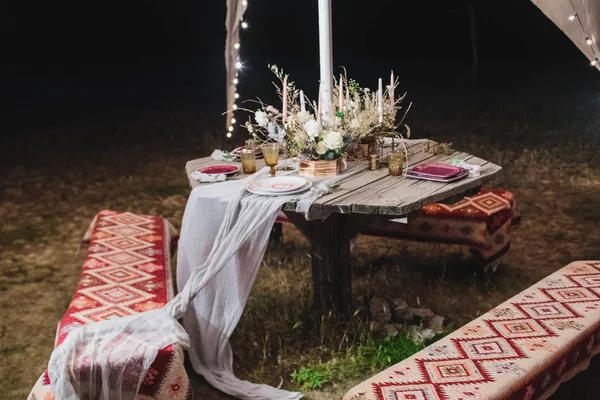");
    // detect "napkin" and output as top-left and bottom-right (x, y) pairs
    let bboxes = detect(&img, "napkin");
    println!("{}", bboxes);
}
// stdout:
(457, 161), (481, 177)
(211, 150), (235, 162)
(190, 171), (227, 183)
